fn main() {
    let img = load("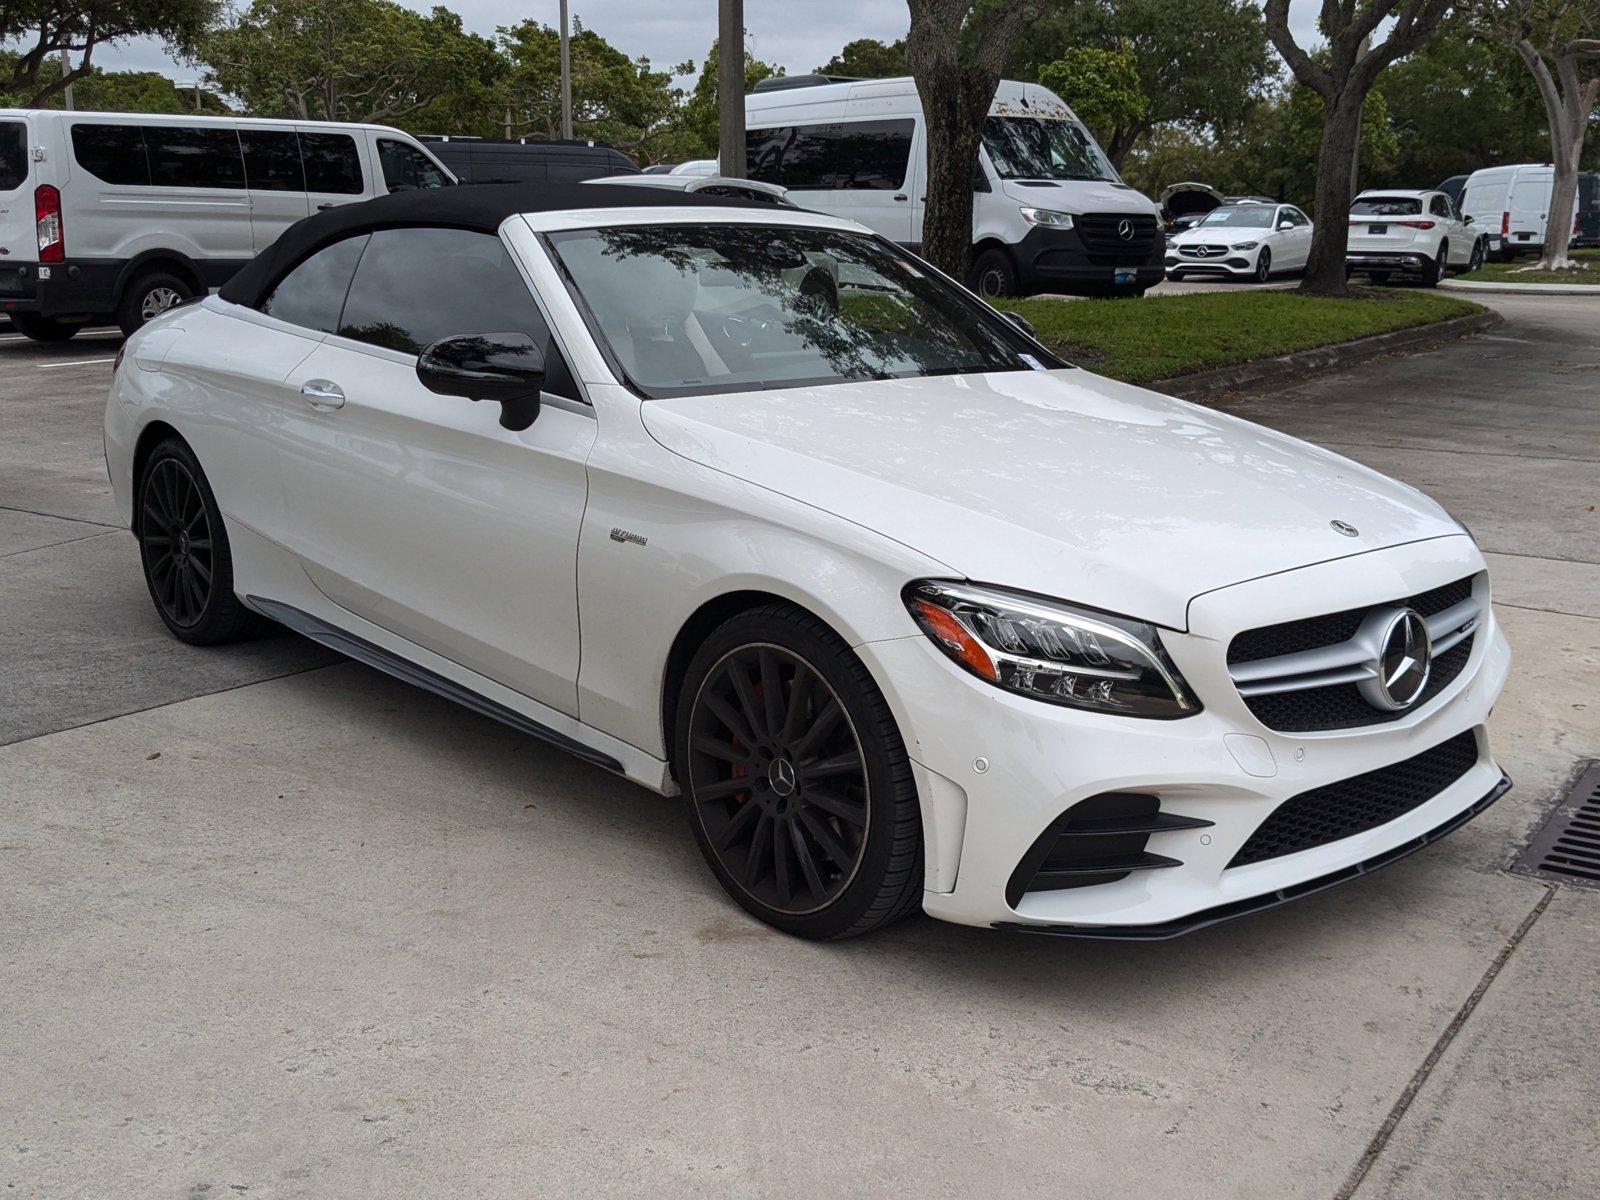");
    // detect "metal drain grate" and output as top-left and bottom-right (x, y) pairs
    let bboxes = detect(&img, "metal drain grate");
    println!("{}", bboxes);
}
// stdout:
(1513, 762), (1600, 888)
